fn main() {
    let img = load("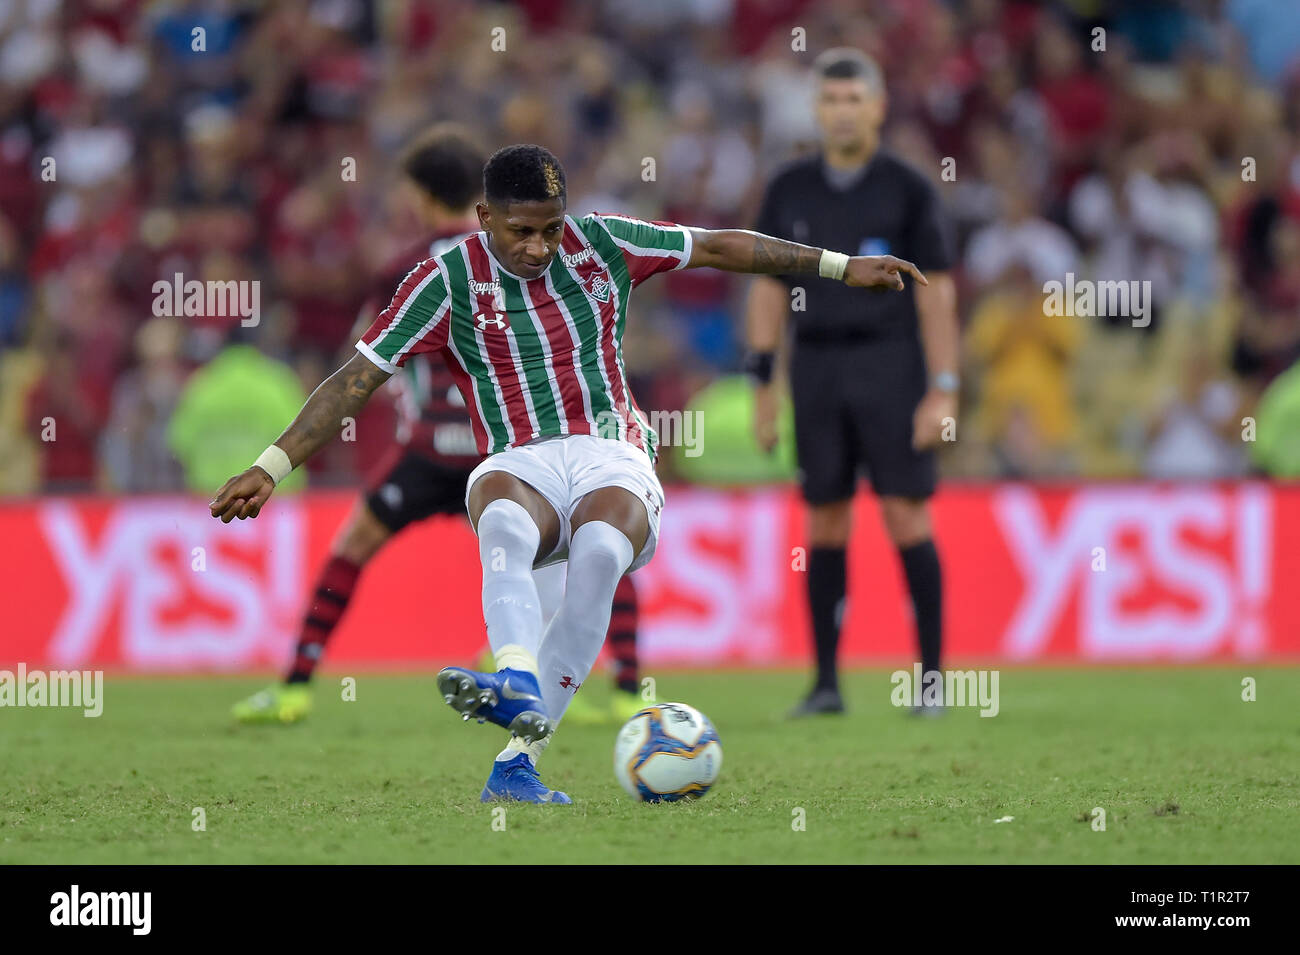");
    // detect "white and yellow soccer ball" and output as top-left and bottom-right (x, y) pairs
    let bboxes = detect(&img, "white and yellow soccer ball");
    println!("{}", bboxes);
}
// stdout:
(613, 702), (722, 802)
